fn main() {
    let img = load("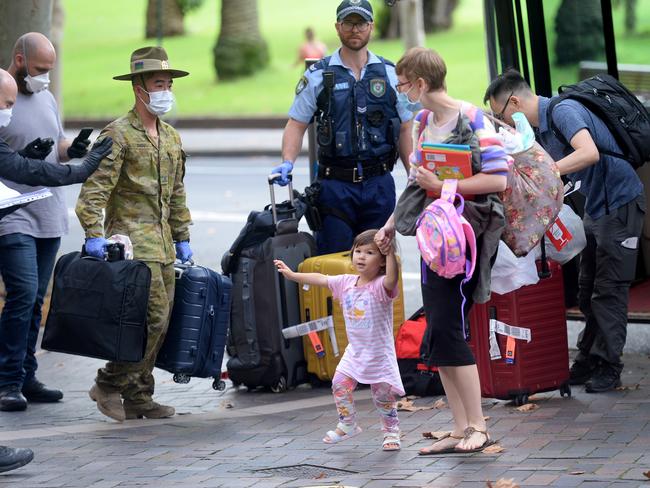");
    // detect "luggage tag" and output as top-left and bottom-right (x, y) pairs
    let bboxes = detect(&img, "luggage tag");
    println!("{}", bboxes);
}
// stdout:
(546, 216), (573, 251)
(308, 331), (325, 357)
(505, 336), (516, 364)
